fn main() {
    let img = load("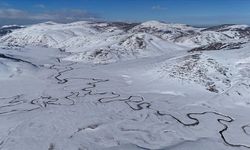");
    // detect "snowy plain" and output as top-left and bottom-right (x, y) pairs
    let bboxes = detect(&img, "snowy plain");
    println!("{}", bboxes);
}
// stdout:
(0, 21), (250, 150)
